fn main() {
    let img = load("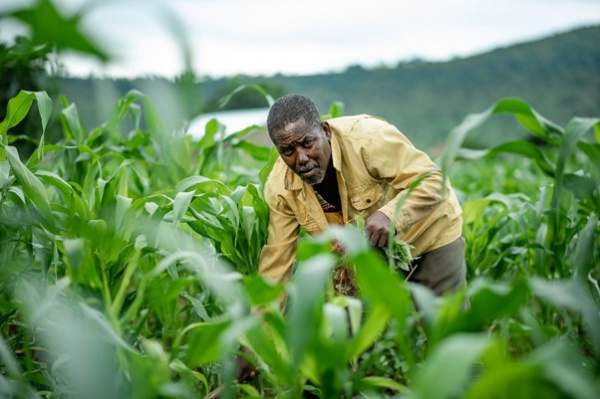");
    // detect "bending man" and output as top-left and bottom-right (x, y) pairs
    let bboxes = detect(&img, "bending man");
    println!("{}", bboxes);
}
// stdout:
(258, 94), (466, 295)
